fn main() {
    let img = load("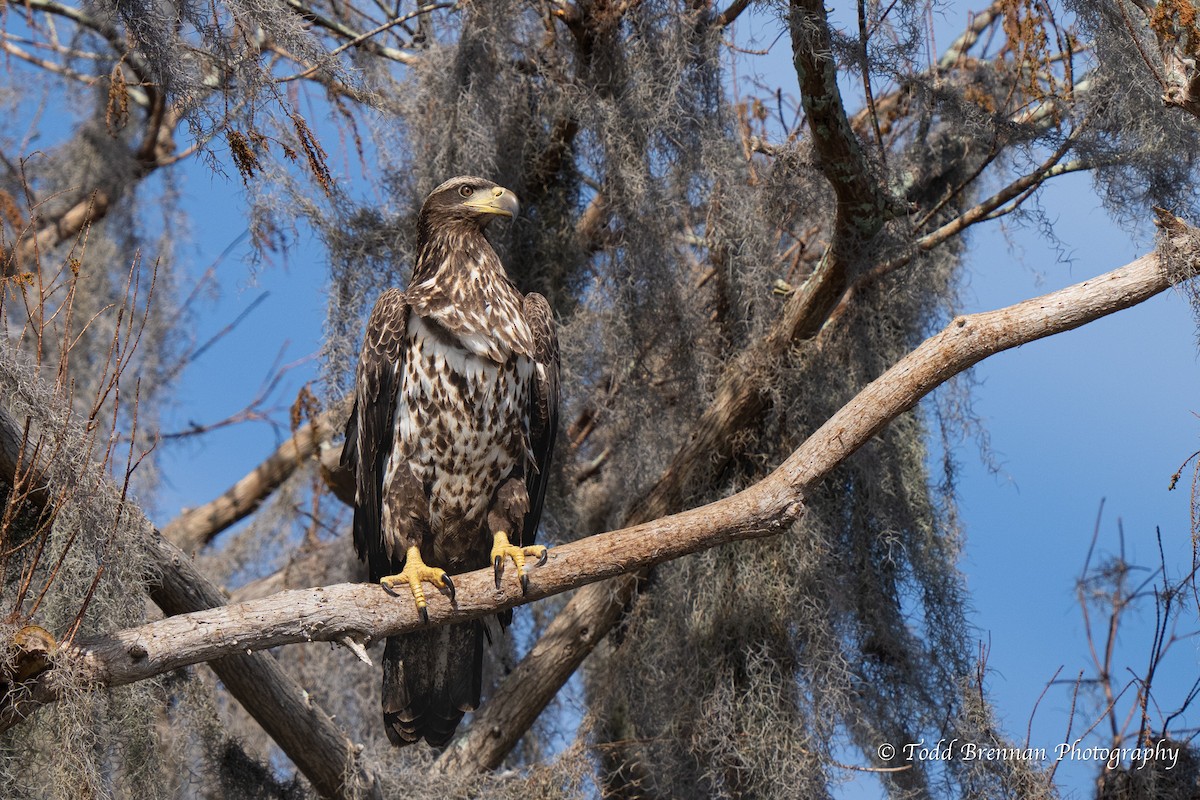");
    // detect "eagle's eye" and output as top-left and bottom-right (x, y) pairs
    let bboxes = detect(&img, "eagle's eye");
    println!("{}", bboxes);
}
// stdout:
(459, 185), (474, 198)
